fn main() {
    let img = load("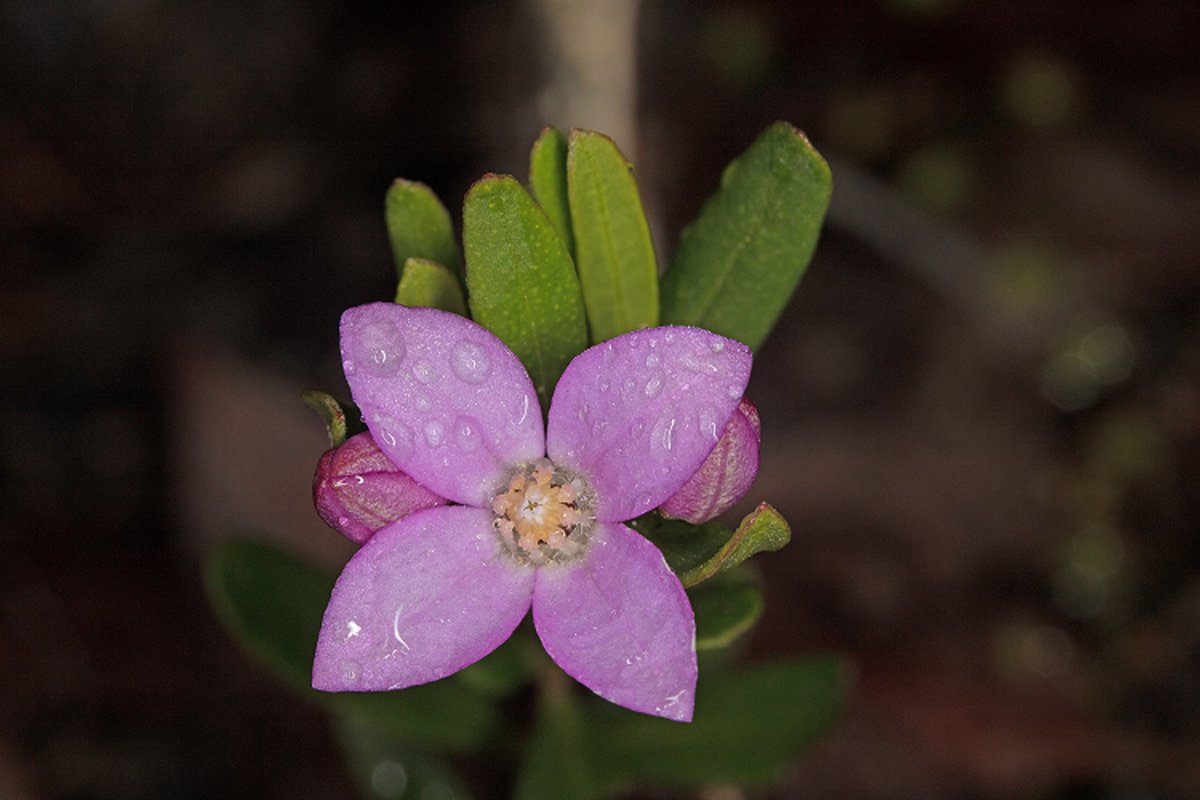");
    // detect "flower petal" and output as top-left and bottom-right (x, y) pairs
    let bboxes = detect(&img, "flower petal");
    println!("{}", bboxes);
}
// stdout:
(313, 506), (534, 691)
(341, 303), (544, 506)
(546, 326), (751, 522)
(532, 522), (697, 721)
